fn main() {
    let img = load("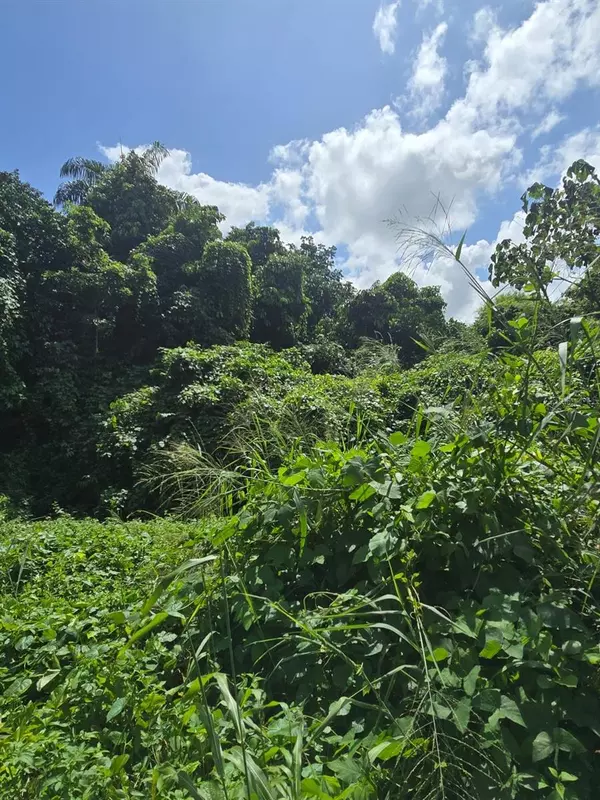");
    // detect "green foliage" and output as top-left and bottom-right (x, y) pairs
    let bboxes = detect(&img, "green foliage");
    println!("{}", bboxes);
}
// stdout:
(2, 321), (600, 798)
(252, 252), (310, 349)
(473, 292), (563, 352)
(293, 236), (351, 333)
(99, 342), (489, 515)
(490, 159), (600, 302)
(87, 149), (179, 261)
(198, 241), (253, 340)
(227, 222), (284, 267)
(0, 228), (25, 410)
(3, 152), (600, 799)
(336, 272), (447, 365)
